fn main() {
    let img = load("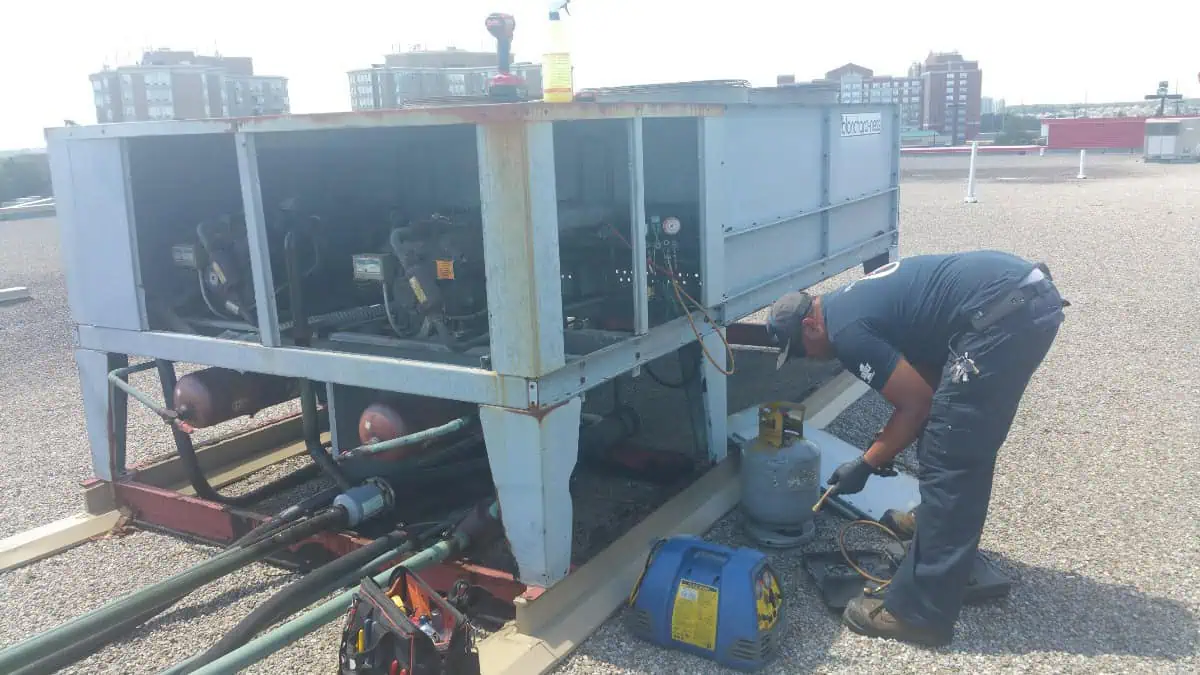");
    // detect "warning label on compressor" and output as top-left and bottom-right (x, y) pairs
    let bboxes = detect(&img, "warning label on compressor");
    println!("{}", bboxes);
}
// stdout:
(671, 579), (720, 651)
